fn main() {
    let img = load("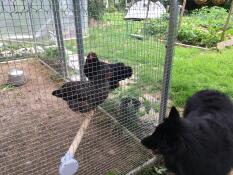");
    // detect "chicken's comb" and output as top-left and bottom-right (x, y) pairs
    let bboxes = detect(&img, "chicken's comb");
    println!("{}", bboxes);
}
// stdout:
(87, 52), (97, 60)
